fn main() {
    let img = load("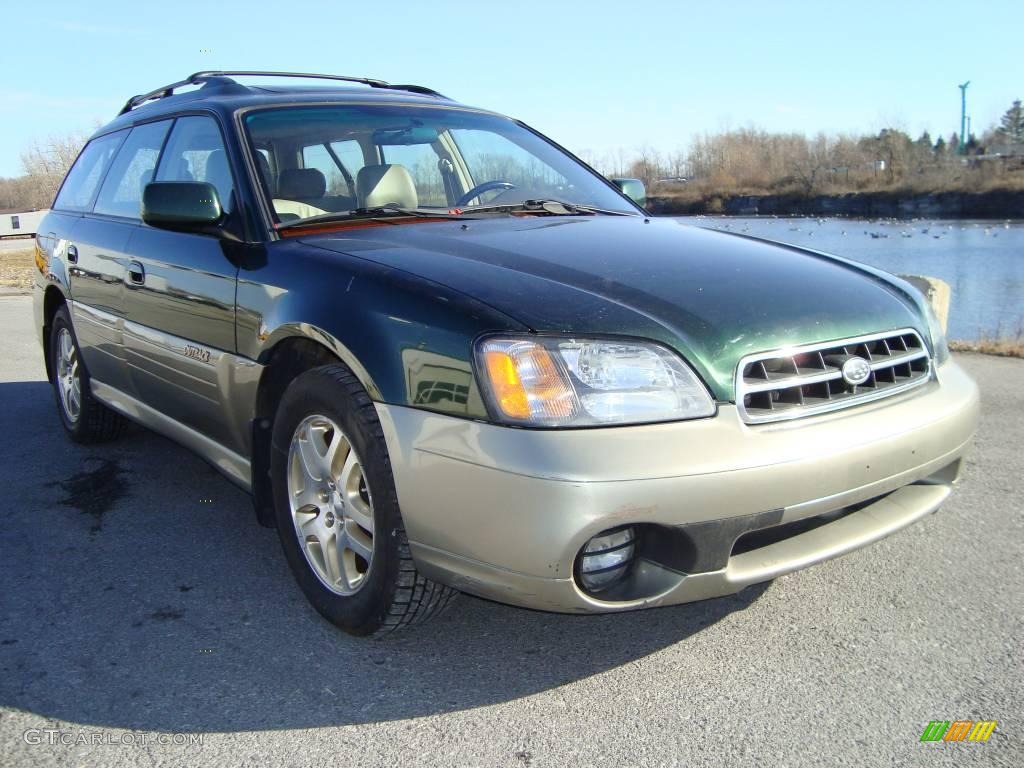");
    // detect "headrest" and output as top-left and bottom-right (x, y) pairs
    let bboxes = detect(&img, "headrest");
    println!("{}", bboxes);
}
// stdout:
(172, 157), (193, 181)
(356, 164), (418, 210)
(278, 168), (327, 199)
(255, 153), (274, 196)
(204, 149), (233, 211)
